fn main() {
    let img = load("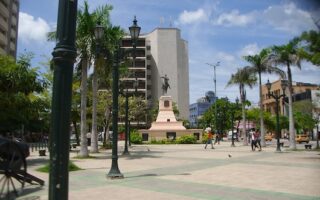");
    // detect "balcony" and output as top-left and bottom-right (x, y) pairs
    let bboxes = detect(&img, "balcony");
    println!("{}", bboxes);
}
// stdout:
(0, 33), (7, 46)
(0, 16), (8, 32)
(0, 2), (9, 18)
